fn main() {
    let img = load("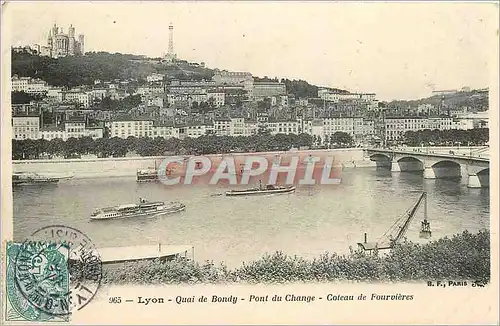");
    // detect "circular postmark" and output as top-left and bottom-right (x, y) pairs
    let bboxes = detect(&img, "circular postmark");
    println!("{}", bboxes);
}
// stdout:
(13, 225), (102, 316)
